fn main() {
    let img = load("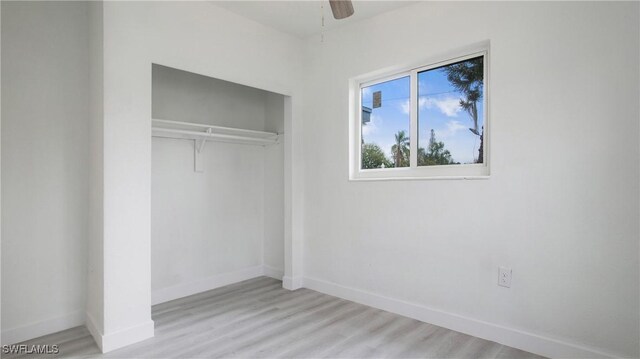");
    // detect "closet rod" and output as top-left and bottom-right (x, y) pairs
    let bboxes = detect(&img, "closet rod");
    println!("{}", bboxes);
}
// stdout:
(152, 127), (278, 146)
(151, 118), (280, 146)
